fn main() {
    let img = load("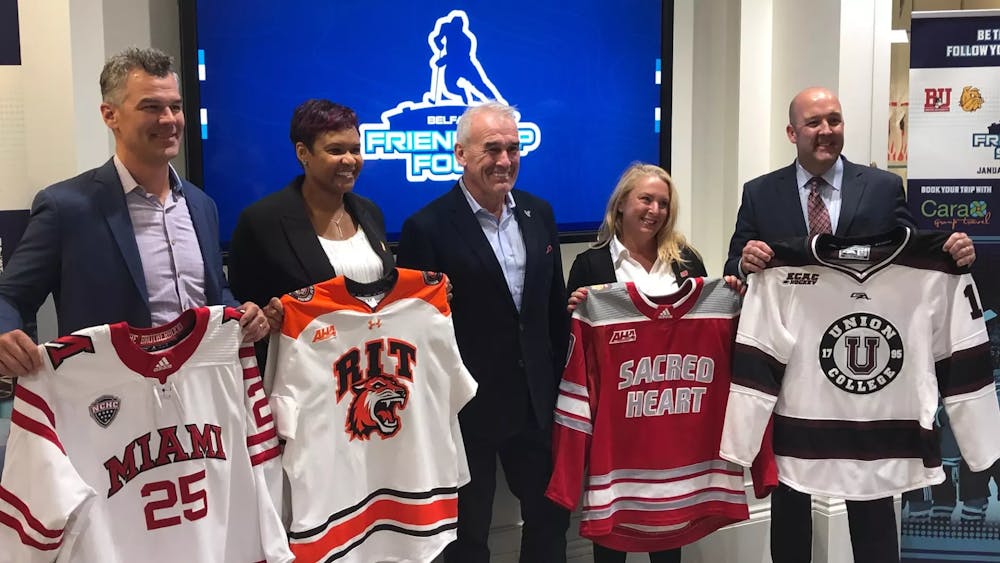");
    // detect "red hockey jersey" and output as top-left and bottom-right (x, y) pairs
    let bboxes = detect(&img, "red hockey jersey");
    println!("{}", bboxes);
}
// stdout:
(546, 278), (775, 552)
